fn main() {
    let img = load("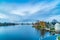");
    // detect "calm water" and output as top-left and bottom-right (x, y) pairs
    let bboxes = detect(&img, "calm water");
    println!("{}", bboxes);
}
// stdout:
(0, 25), (57, 40)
